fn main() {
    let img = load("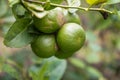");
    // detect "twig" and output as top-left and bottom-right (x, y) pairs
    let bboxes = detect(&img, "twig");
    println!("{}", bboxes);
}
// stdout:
(24, 0), (113, 14)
